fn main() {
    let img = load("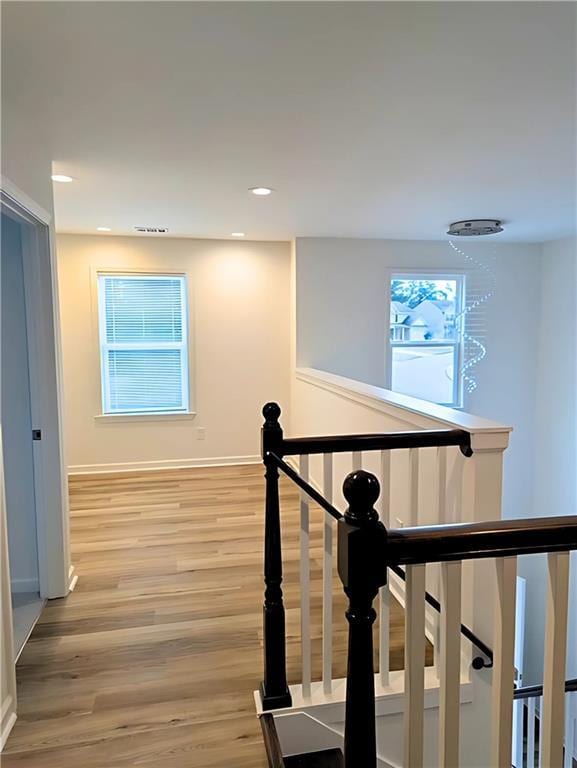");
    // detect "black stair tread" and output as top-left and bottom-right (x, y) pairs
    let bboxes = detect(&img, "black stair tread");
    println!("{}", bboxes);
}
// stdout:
(284, 748), (344, 768)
